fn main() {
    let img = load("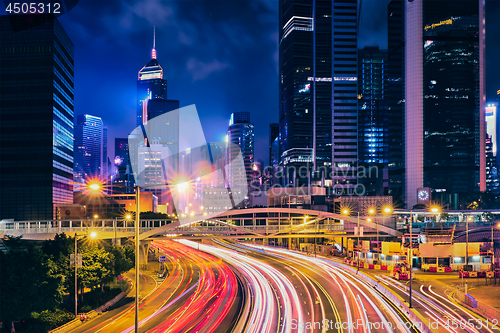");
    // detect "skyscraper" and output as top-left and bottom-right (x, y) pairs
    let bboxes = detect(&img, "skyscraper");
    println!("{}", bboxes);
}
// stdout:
(102, 126), (108, 182)
(134, 28), (180, 204)
(386, 0), (404, 200)
(357, 46), (389, 196)
(279, 0), (358, 191)
(136, 28), (178, 127)
(0, 15), (74, 220)
(405, 0), (486, 208)
(114, 138), (133, 193)
(269, 123), (279, 167)
(74, 114), (103, 187)
(227, 112), (254, 187)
